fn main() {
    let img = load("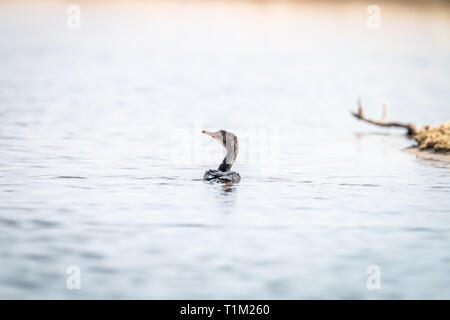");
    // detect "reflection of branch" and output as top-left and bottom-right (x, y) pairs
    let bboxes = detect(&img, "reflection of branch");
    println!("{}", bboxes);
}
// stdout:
(351, 98), (419, 135)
